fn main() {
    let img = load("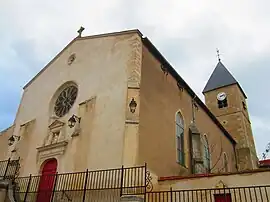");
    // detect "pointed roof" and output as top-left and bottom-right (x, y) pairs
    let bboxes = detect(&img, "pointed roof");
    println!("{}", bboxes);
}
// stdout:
(203, 61), (247, 98)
